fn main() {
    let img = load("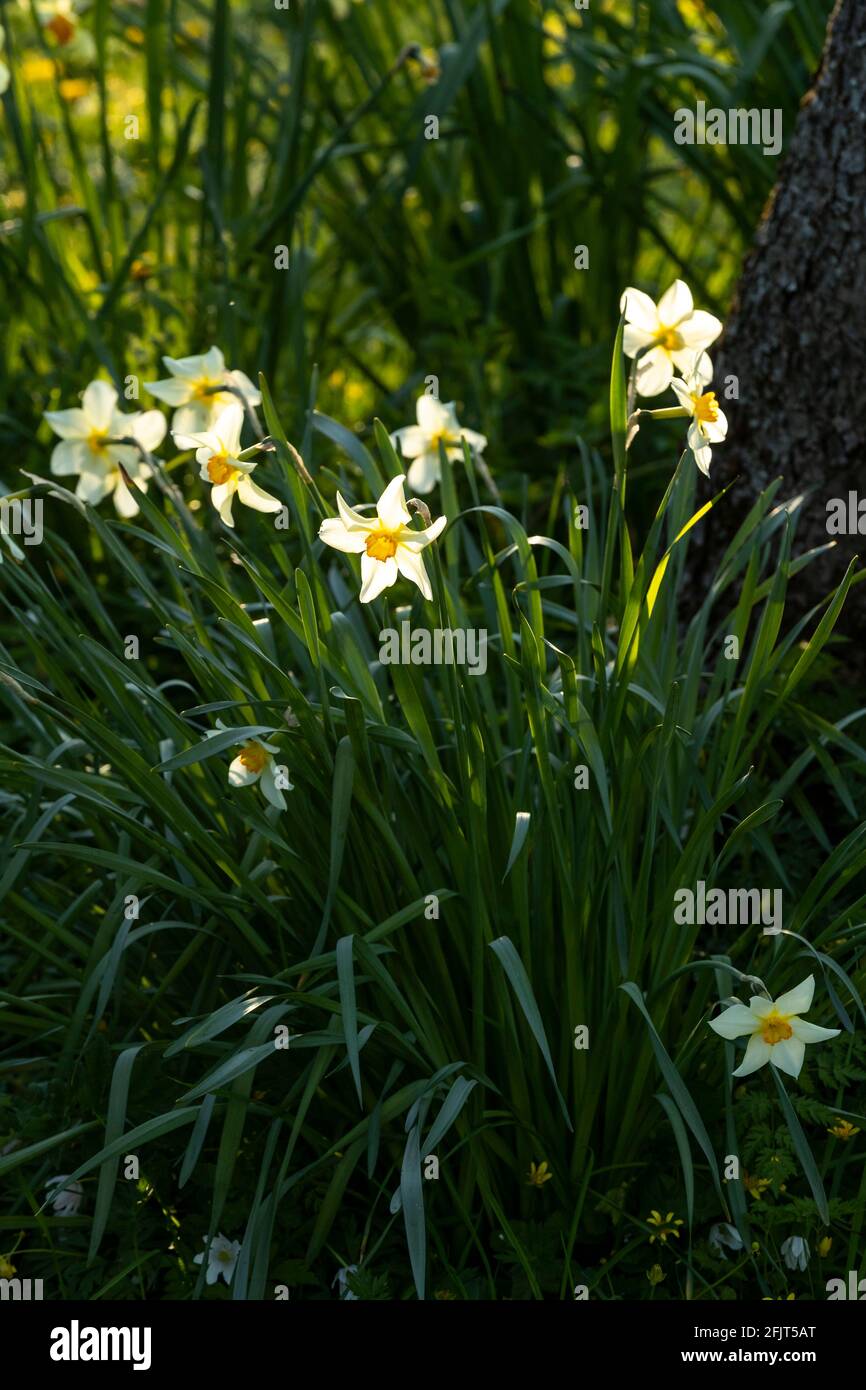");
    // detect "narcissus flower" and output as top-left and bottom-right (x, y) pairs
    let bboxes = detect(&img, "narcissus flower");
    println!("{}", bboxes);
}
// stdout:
(647, 1210), (683, 1243)
(174, 403), (280, 528)
(620, 279), (721, 397)
(194, 1233), (240, 1286)
(709, 975), (840, 1079)
(206, 724), (291, 811)
(390, 395), (486, 494)
(318, 474), (446, 603)
(46, 1175), (84, 1216)
(44, 380), (166, 516)
(527, 1160), (553, 1187)
(670, 363), (728, 476)
(145, 346), (261, 434)
(781, 1236), (810, 1272)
